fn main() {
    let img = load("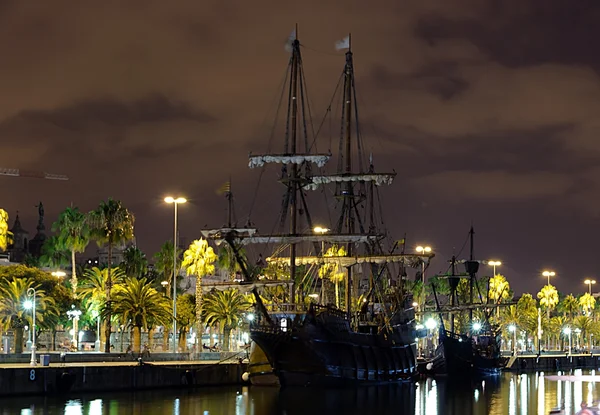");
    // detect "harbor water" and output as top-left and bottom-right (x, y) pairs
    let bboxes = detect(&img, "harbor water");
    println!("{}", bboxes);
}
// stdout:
(2, 370), (599, 414)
